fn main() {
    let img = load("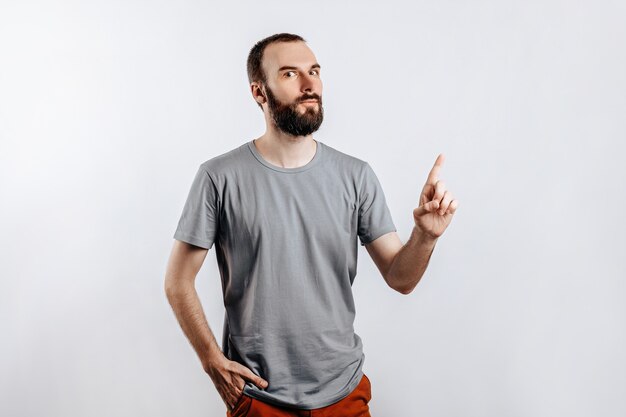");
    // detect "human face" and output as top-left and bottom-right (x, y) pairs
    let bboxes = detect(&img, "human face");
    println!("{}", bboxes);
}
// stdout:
(263, 81), (324, 137)
(259, 41), (324, 136)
